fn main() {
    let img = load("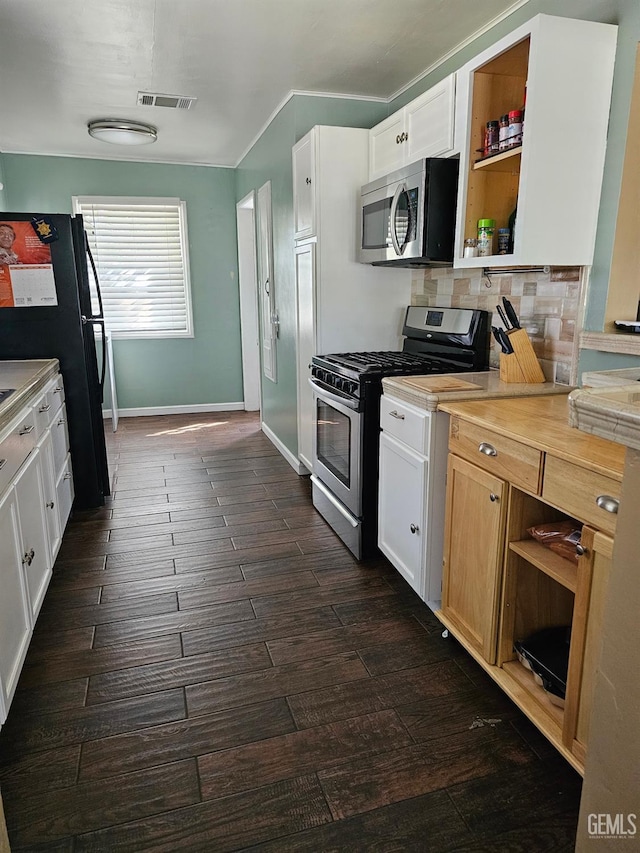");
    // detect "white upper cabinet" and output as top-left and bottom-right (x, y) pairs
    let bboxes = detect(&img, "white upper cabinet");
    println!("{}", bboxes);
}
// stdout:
(292, 131), (316, 240)
(453, 14), (617, 268)
(368, 75), (456, 181)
